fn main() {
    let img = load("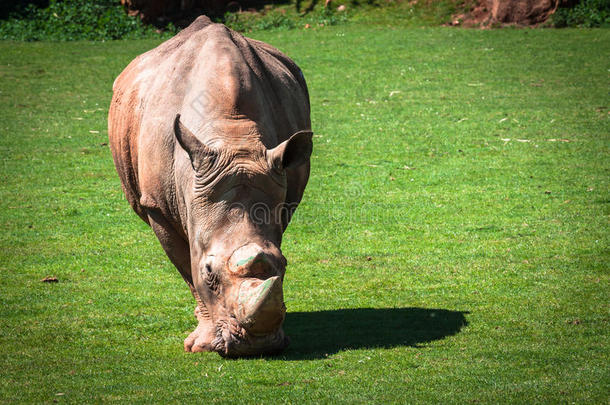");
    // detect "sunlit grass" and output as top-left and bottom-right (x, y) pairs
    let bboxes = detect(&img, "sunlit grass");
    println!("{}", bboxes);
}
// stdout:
(0, 26), (608, 403)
